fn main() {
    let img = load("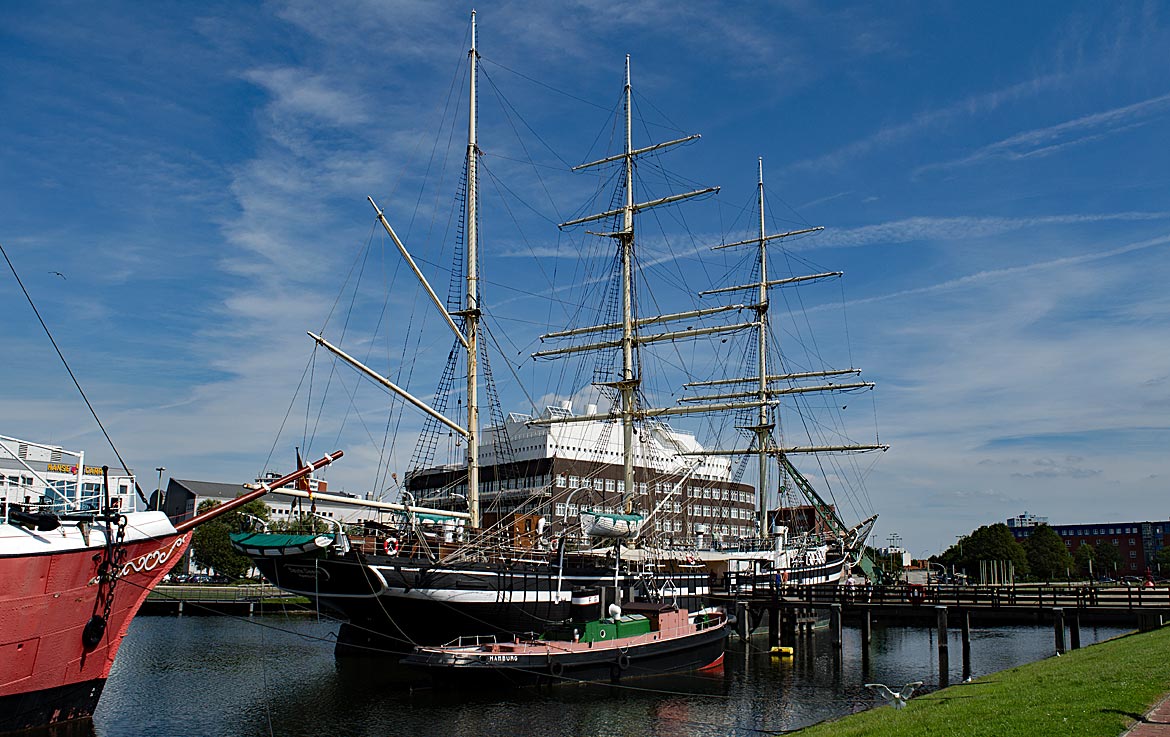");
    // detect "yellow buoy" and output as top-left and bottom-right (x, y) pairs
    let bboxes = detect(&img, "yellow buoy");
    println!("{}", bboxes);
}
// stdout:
(770, 646), (794, 657)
